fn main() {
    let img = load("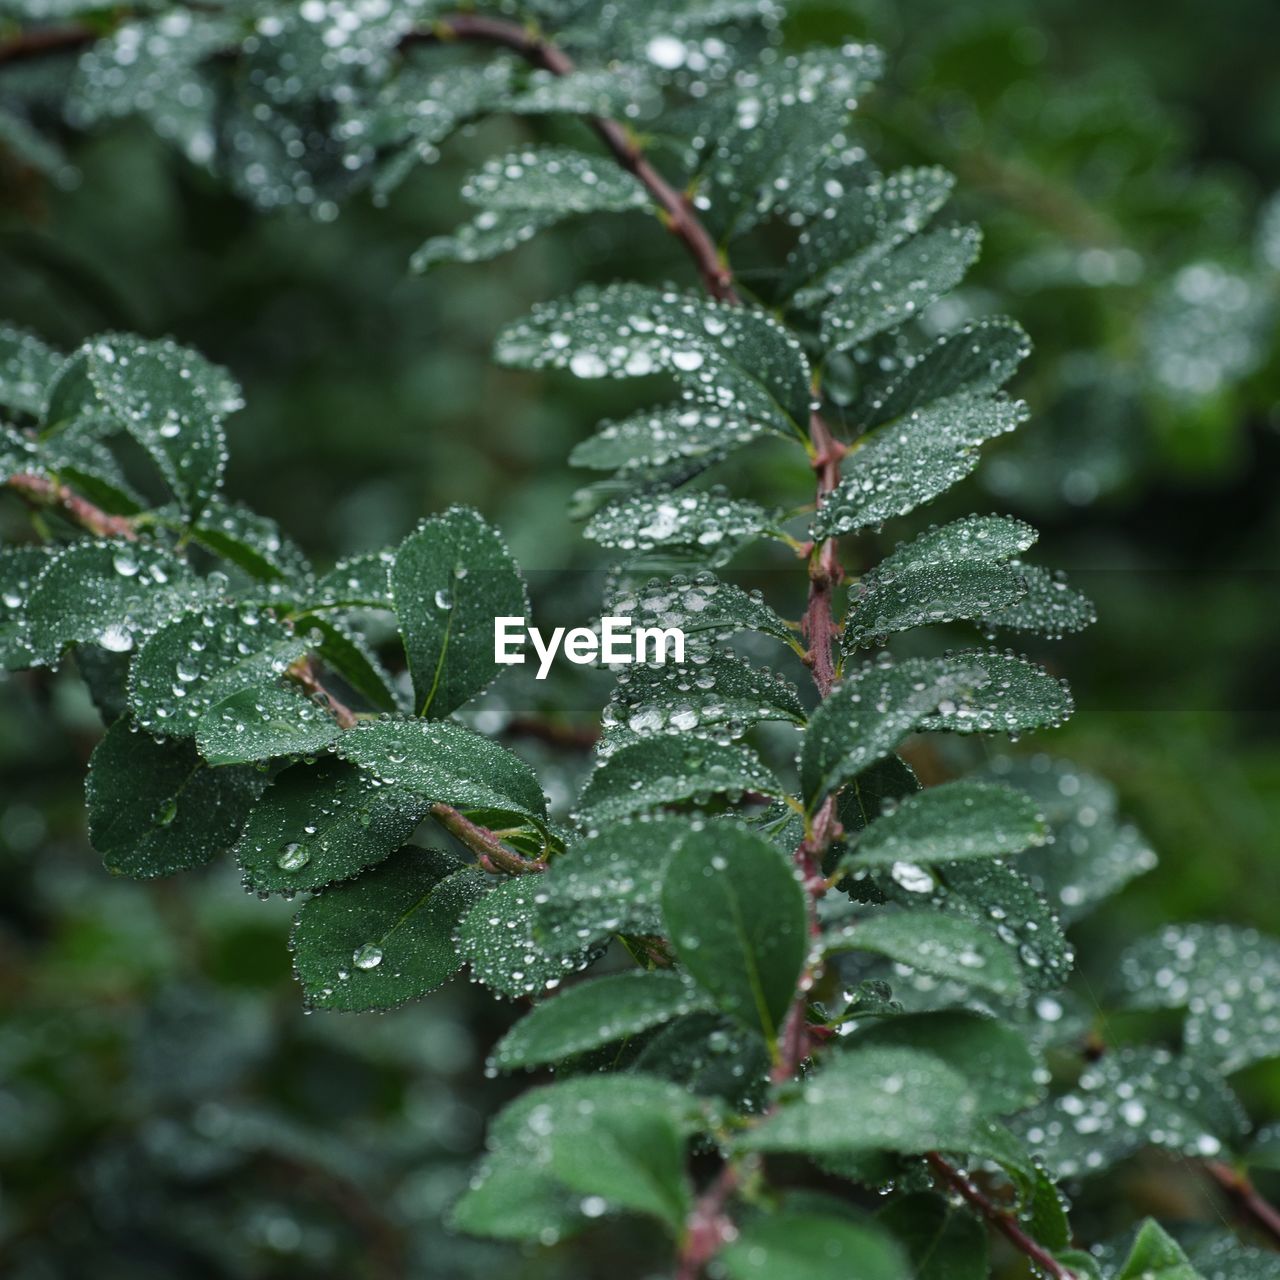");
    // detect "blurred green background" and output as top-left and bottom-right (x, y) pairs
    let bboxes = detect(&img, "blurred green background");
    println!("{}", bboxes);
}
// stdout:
(1, 0), (1277, 1275)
